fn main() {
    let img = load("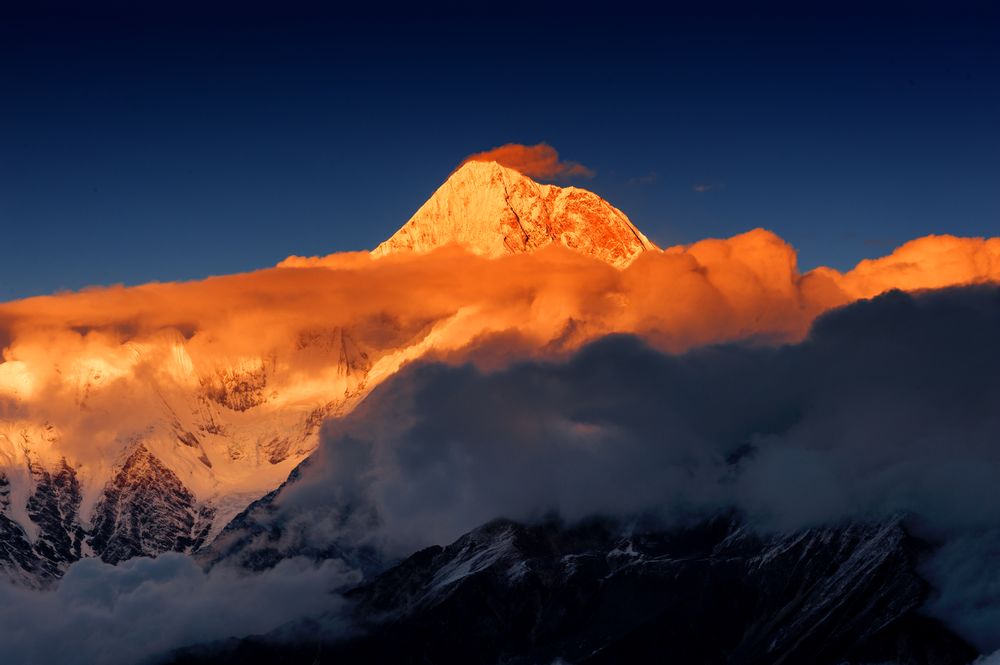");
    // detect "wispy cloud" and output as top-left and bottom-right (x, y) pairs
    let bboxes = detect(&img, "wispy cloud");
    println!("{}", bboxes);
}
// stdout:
(627, 172), (658, 186)
(462, 143), (595, 180)
(693, 182), (724, 193)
